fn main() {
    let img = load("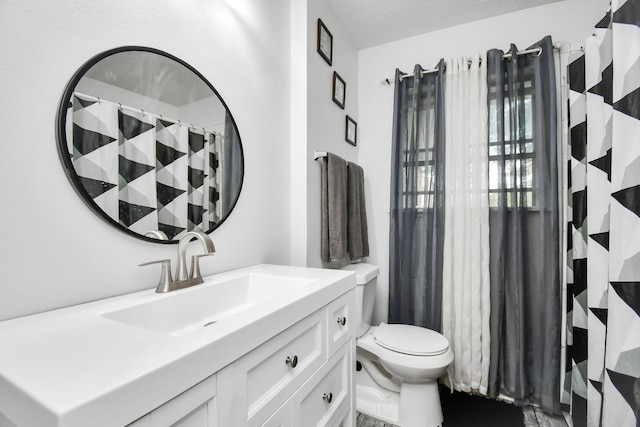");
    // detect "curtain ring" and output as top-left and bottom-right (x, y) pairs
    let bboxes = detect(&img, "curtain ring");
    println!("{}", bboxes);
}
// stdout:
(118, 103), (122, 110)
(532, 47), (542, 58)
(97, 97), (101, 104)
